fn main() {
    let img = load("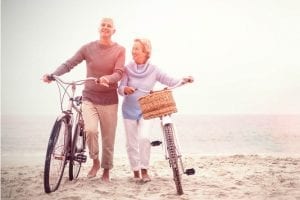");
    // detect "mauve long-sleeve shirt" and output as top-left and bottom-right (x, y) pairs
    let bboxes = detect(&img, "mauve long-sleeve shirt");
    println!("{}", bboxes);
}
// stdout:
(52, 40), (125, 105)
(118, 60), (180, 120)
